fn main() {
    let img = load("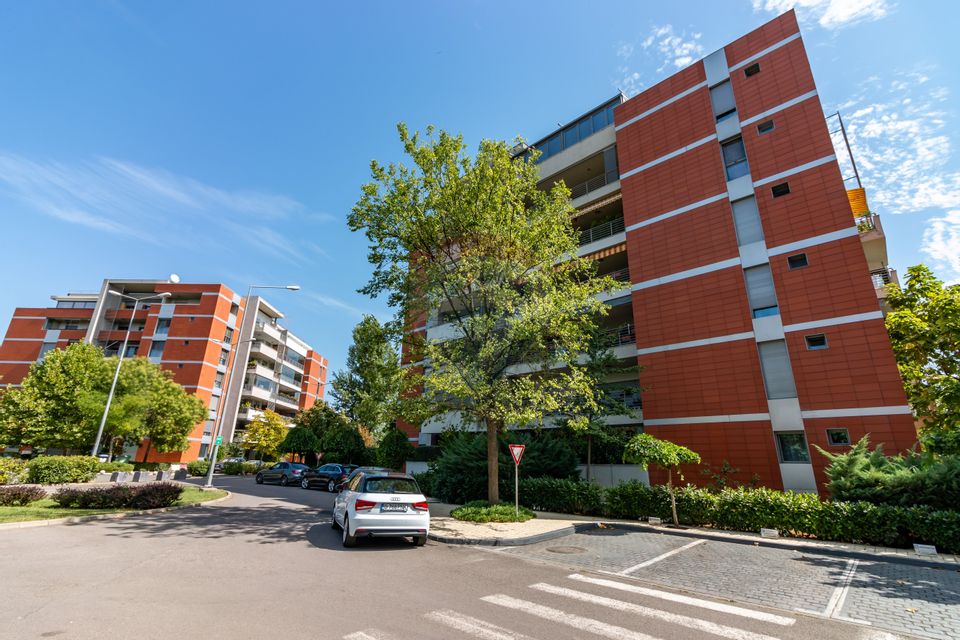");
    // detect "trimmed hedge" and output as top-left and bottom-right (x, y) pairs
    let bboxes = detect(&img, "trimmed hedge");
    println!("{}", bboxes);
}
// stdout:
(518, 477), (605, 515)
(133, 462), (171, 472)
(412, 471), (434, 497)
(51, 483), (184, 510)
(407, 446), (441, 463)
(222, 461), (244, 475)
(451, 500), (536, 523)
(27, 456), (99, 484)
(97, 462), (135, 473)
(0, 485), (46, 506)
(0, 458), (28, 485)
(186, 460), (210, 477)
